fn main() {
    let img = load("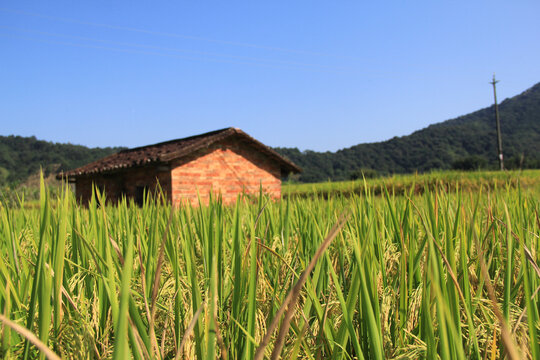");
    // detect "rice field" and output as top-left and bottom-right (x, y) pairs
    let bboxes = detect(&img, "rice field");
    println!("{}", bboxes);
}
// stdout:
(0, 172), (539, 359)
(283, 169), (540, 198)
